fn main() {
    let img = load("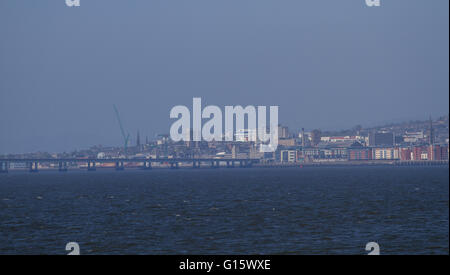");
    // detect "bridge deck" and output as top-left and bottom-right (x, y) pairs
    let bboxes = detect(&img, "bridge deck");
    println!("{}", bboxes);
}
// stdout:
(0, 158), (260, 163)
